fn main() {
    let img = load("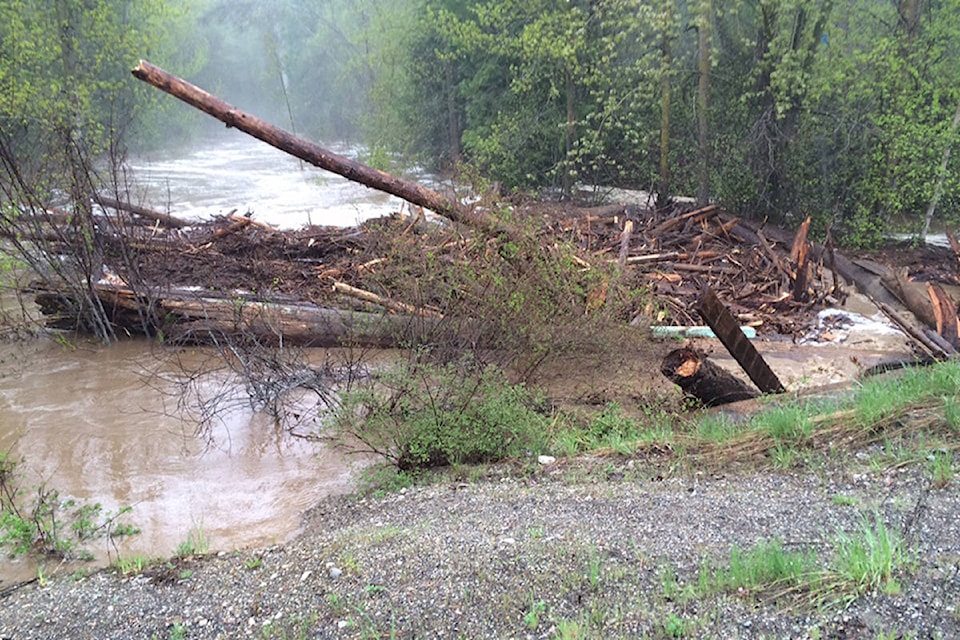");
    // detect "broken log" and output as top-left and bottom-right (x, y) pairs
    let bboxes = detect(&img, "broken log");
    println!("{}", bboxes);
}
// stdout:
(947, 229), (960, 274)
(95, 195), (189, 229)
(132, 60), (518, 239)
(661, 347), (759, 407)
(649, 204), (719, 237)
(697, 287), (785, 394)
(872, 299), (948, 359)
(926, 281), (959, 349)
(34, 282), (445, 348)
(617, 219), (634, 268)
(790, 217), (811, 302)
(881, 268), (938, 329)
